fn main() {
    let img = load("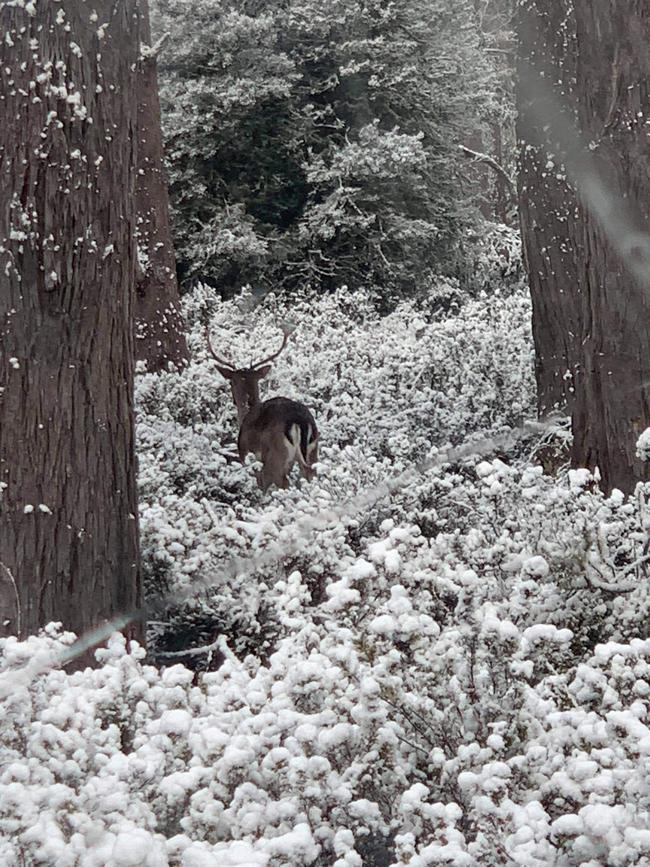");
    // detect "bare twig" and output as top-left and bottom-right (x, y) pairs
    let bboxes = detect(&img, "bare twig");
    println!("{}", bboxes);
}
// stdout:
(140, 32), (170, 61)
(459, 144), (515, 196)
(0, 562), (21, 636)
